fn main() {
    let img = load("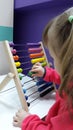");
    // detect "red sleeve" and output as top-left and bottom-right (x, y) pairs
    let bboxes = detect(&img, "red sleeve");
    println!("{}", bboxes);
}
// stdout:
(21, 94), (73, 130)
(21, 92), (61, 130)
(43, 67), (61, 85)
(22, 115), (51, 130)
